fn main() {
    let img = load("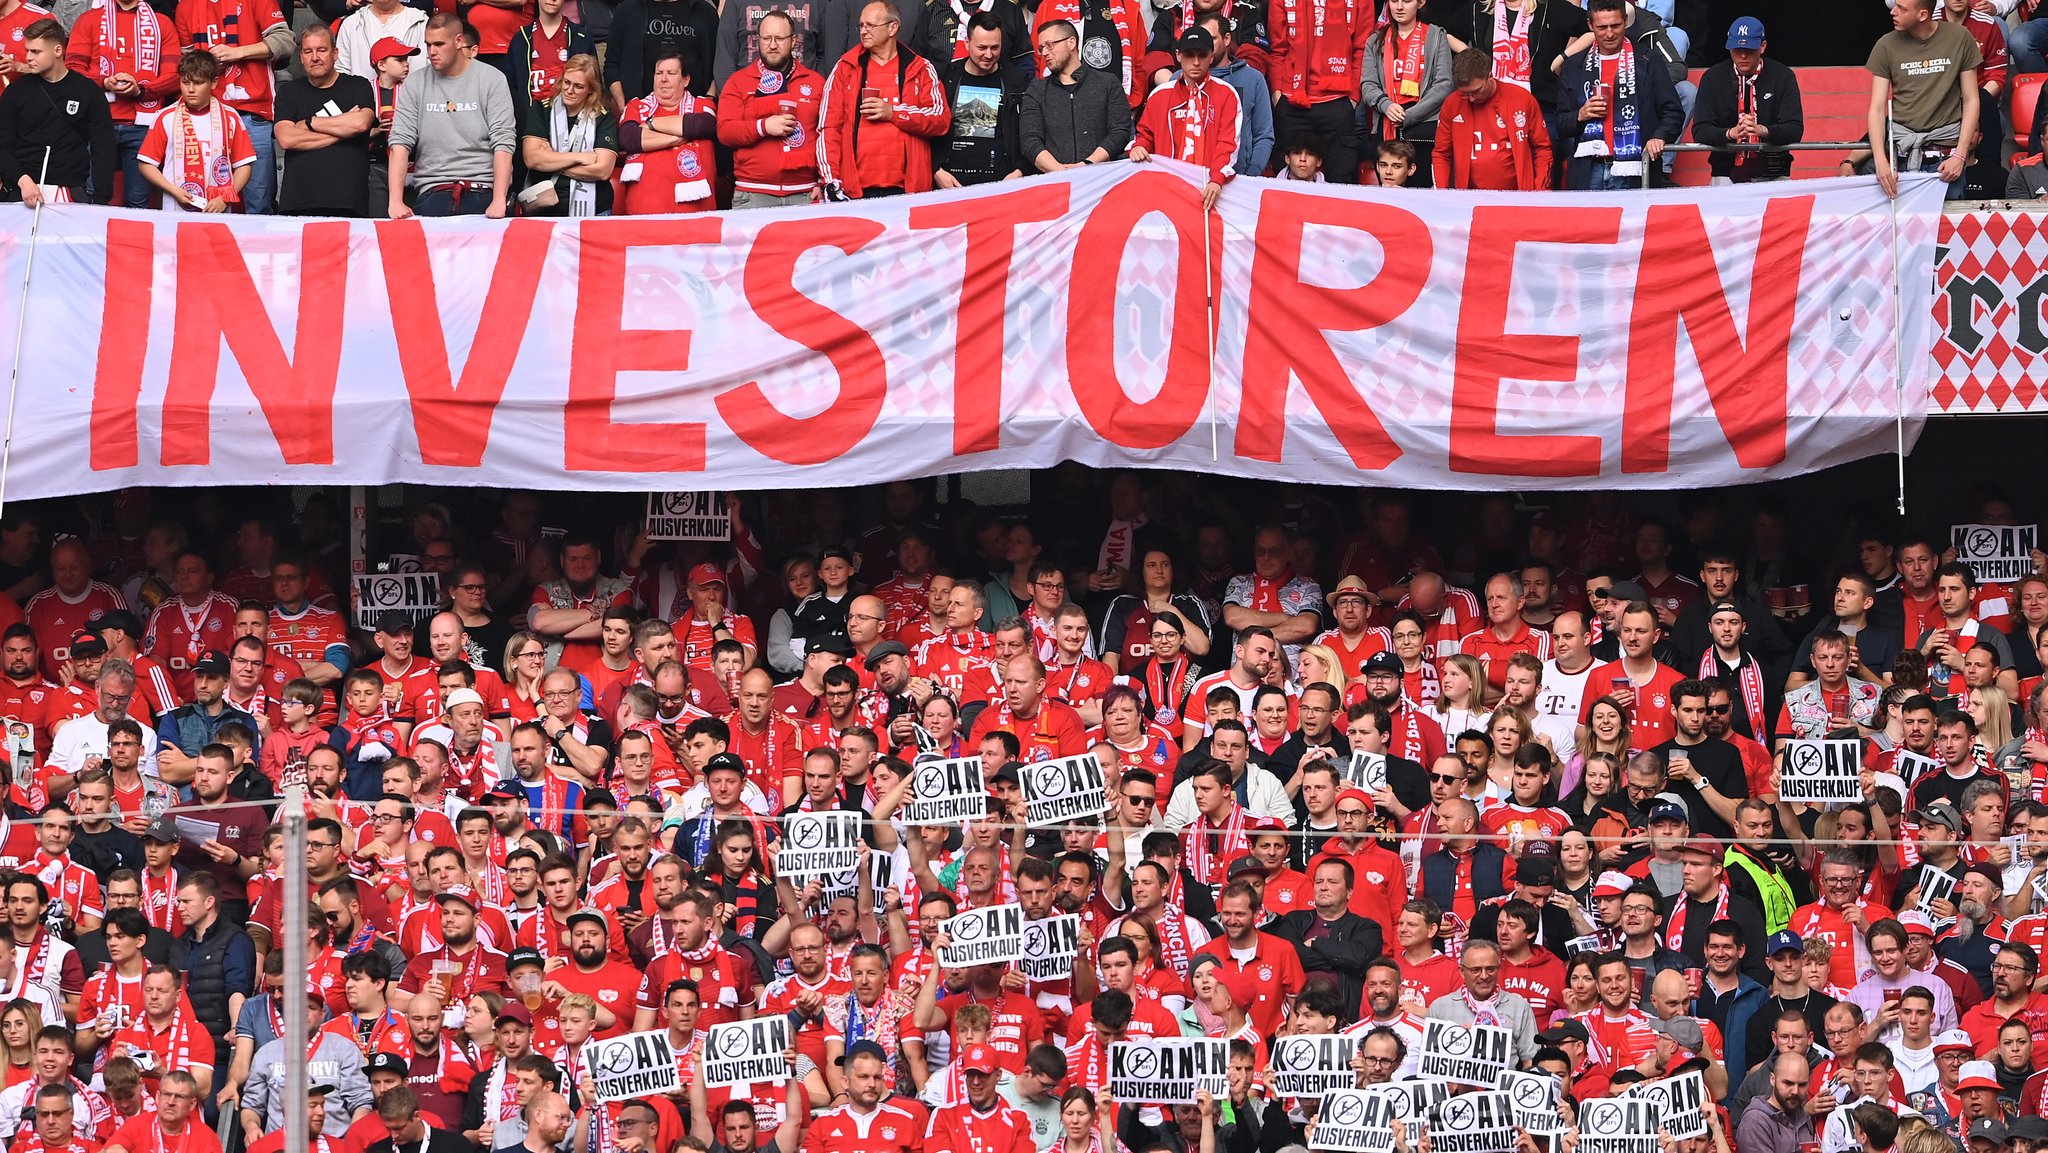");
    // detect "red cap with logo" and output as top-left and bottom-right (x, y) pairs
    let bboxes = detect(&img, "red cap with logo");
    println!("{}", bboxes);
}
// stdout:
(688, 563), (727, 588)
